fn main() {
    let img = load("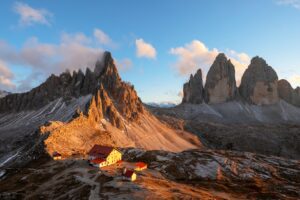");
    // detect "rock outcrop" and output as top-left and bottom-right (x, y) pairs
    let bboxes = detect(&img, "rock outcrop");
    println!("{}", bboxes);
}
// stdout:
(278, 79), (300, 107)
(239, 56), (279, 105)
(182, 69), (204, 104)
(278, 79), (294, 104)
(204, 53), (237, 104)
